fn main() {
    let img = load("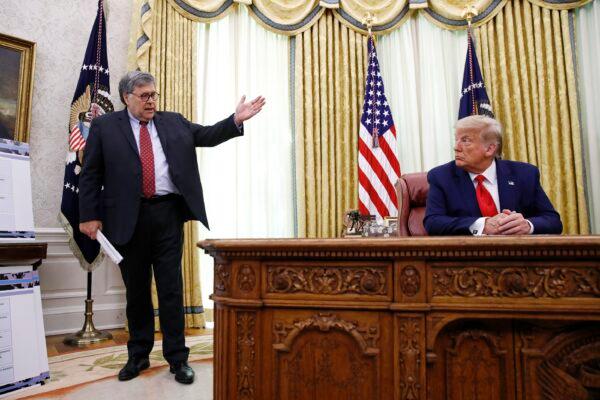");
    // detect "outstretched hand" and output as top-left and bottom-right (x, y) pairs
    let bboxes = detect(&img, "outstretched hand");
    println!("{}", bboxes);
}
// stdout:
(234, 95), (266, 126)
